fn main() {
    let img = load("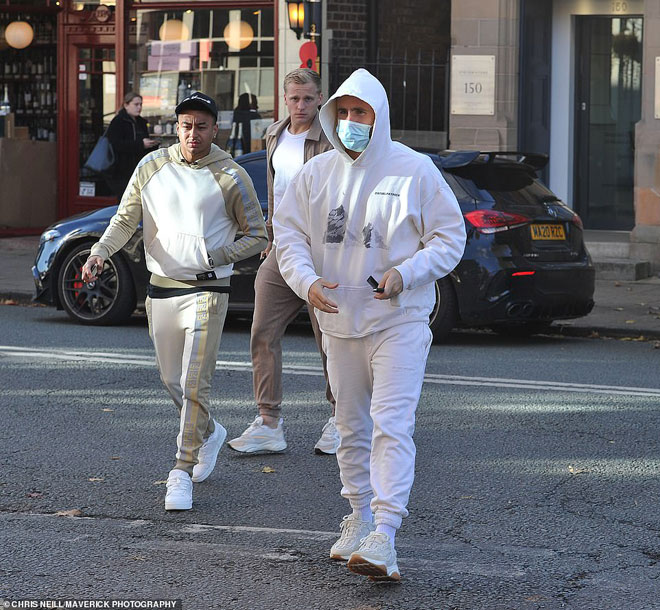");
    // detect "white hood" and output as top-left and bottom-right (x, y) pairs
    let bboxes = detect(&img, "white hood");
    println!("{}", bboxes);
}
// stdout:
(274, 68), (467, 338)
(320, 68), (392, 166)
